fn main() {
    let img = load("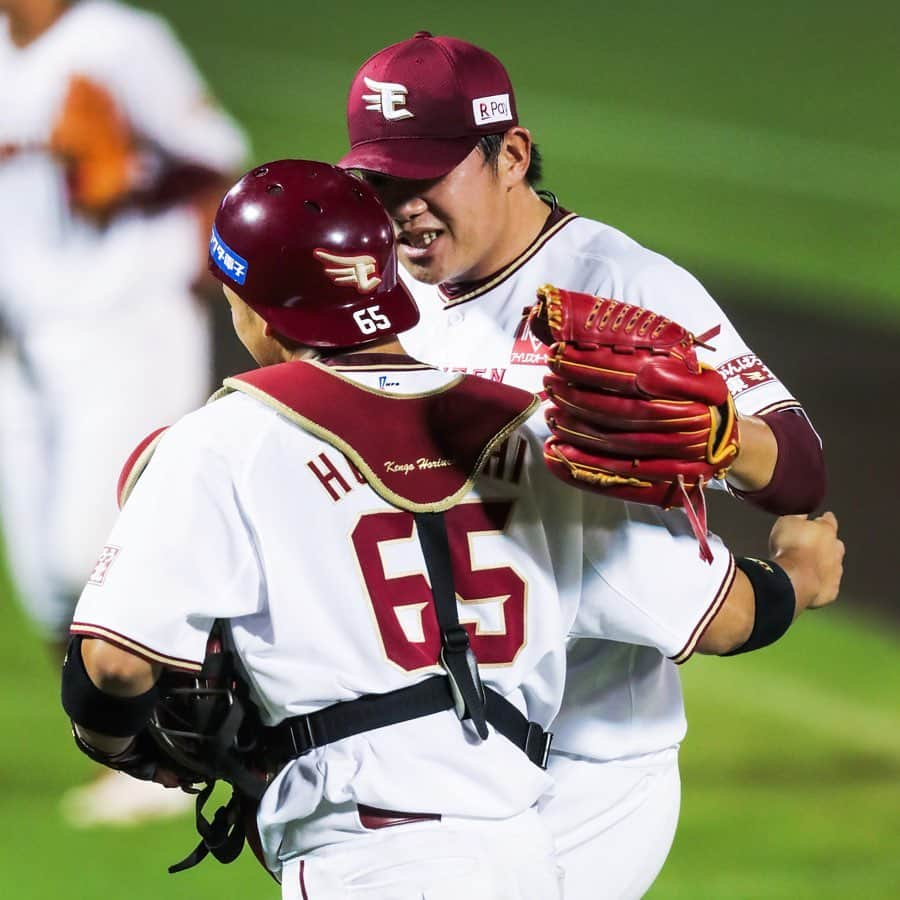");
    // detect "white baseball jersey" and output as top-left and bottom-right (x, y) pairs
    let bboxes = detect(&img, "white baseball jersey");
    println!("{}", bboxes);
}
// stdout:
(399, 206), (801, 760)
(0, 0), (247, 326)
(0, 0), (247, 635)
(70, 357), (733, 874)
